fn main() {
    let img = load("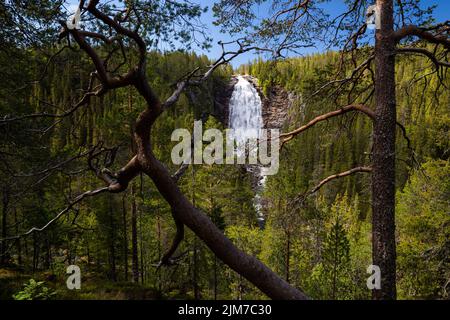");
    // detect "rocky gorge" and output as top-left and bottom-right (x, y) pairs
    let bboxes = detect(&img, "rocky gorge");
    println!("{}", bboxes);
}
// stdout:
(214, 75), (299, 228)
